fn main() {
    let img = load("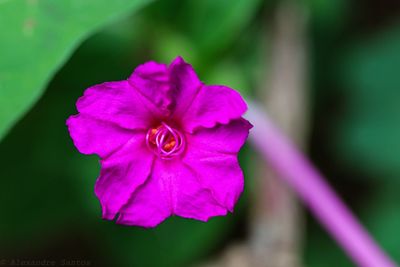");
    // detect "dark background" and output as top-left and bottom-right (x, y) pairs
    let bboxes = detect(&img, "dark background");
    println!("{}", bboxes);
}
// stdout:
(1, 0), (400, 266)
